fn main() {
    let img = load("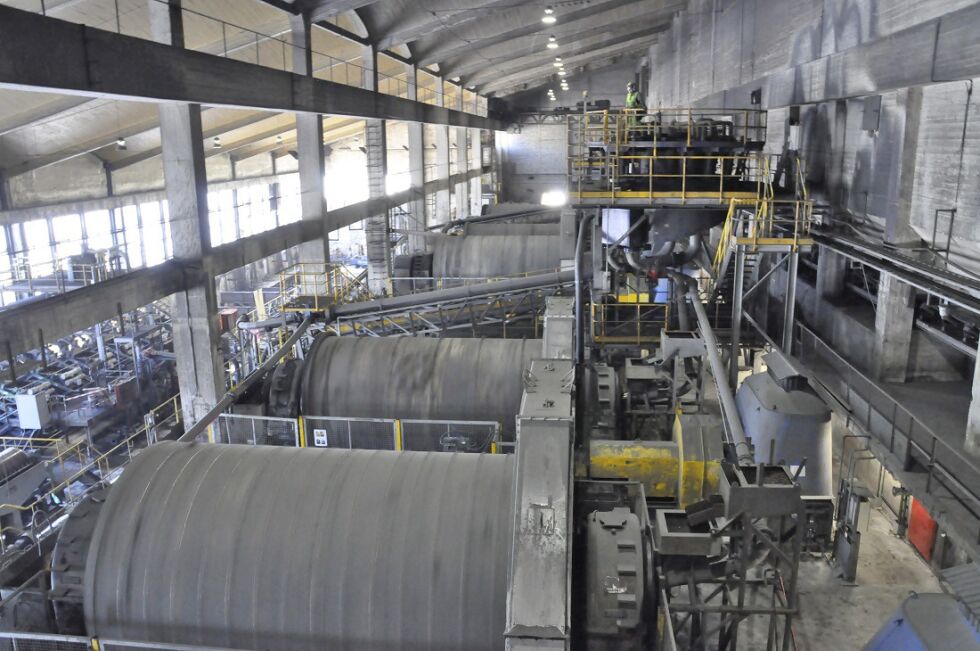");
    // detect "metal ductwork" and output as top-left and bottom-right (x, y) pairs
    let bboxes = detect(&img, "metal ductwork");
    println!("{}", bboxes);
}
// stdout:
(267, 335), (539, 439)
(67, 442), (514, 651)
